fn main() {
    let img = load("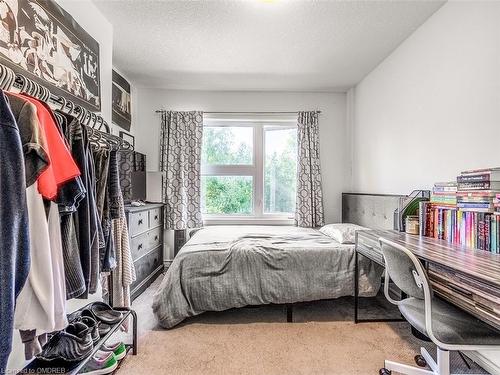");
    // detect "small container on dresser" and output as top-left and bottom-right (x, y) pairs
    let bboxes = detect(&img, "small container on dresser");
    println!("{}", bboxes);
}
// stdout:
(125, 203), (165, 302)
